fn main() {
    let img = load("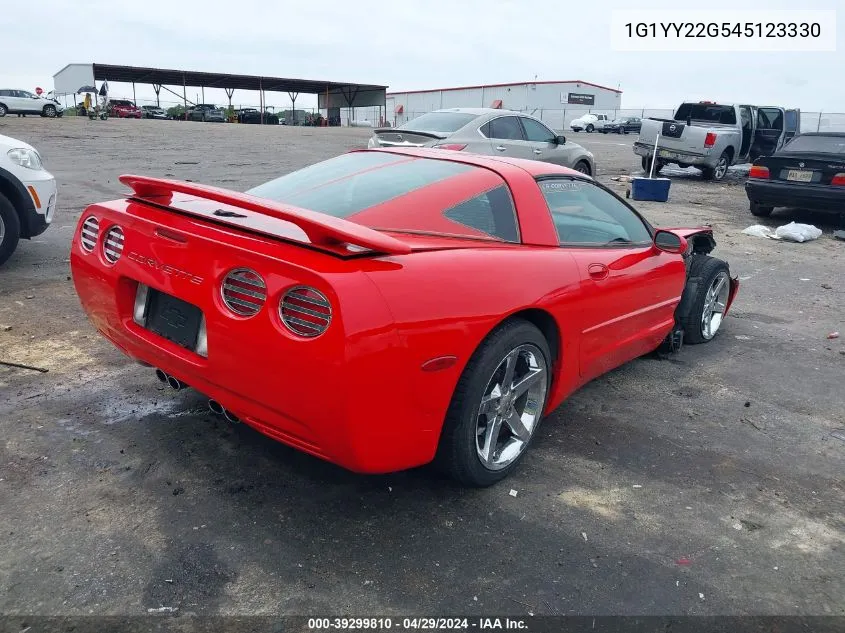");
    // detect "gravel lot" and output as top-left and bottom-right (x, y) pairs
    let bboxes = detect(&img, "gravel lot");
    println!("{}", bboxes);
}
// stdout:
(0, 117), (843, 619)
